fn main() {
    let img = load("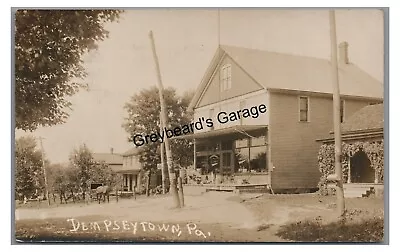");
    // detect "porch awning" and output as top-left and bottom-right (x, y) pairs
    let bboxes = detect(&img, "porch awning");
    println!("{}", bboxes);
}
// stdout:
(115, 169), (141, 175)
(174, 125), (268, 140)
